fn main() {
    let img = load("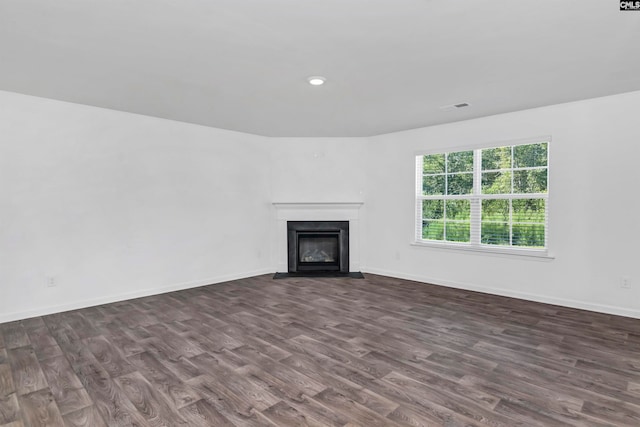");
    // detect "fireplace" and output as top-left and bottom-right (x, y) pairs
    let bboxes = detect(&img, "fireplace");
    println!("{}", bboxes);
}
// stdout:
(287, 221), (349, 273)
